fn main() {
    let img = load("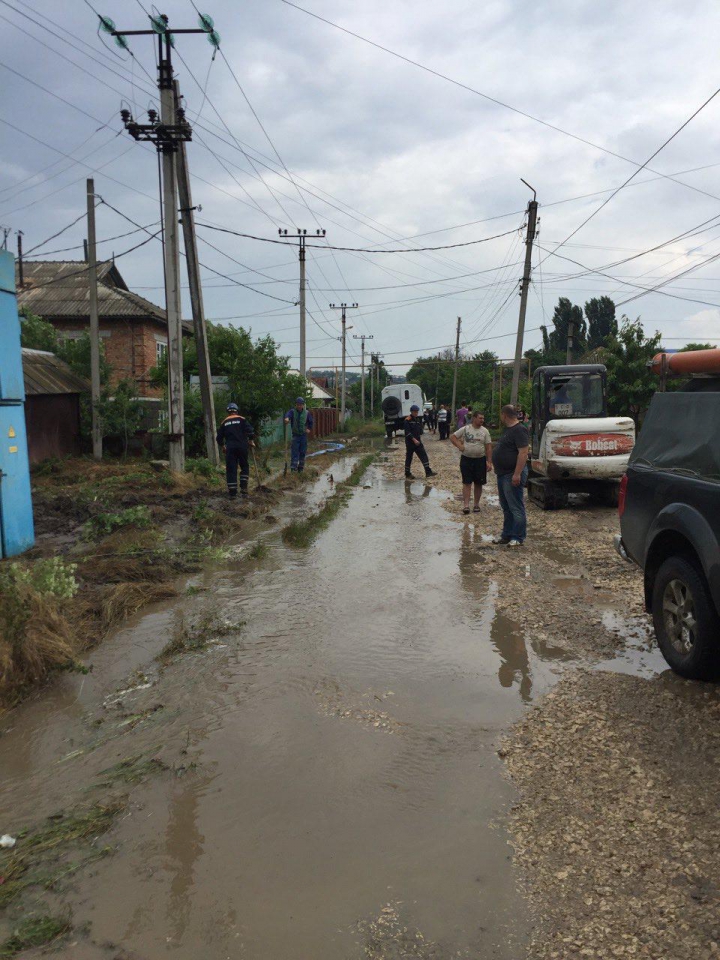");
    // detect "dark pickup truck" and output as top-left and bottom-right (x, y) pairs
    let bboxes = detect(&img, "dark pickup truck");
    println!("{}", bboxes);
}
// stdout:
(615, 383), (720, 680)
